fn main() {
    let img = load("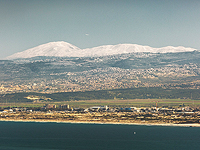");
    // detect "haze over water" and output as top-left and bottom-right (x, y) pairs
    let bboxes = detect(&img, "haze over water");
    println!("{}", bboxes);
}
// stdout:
(0, 121), (199, 150)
